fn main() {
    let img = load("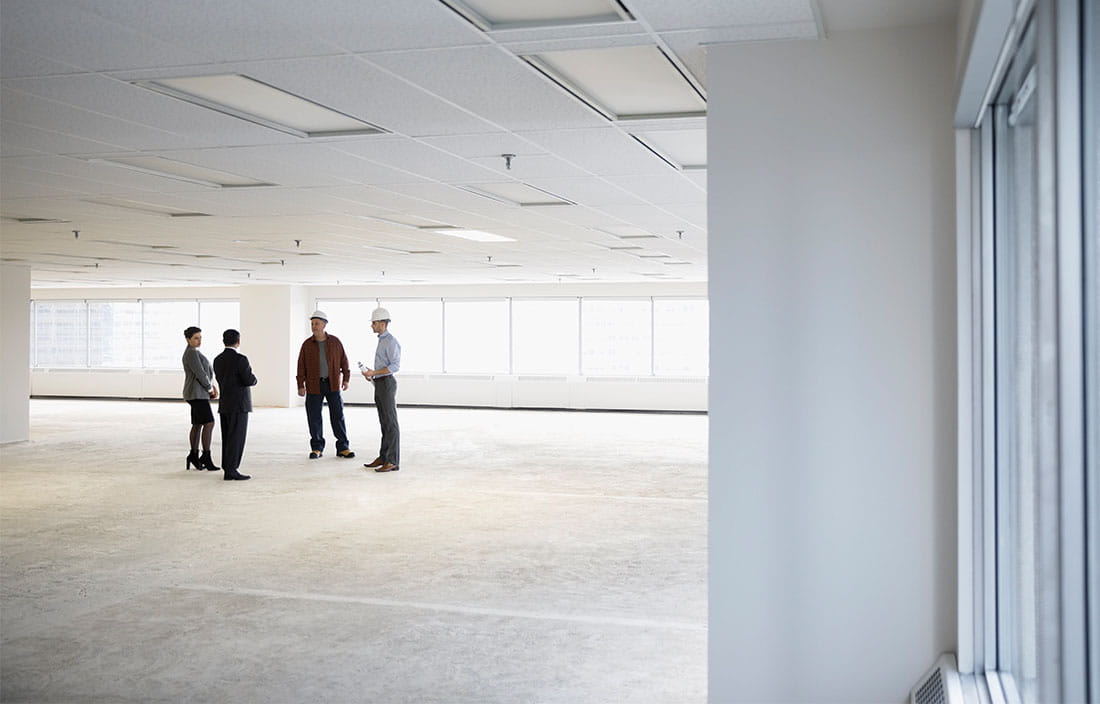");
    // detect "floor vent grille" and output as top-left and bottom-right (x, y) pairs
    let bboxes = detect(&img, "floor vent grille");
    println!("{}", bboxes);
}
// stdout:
(910, 653), (964, 704)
